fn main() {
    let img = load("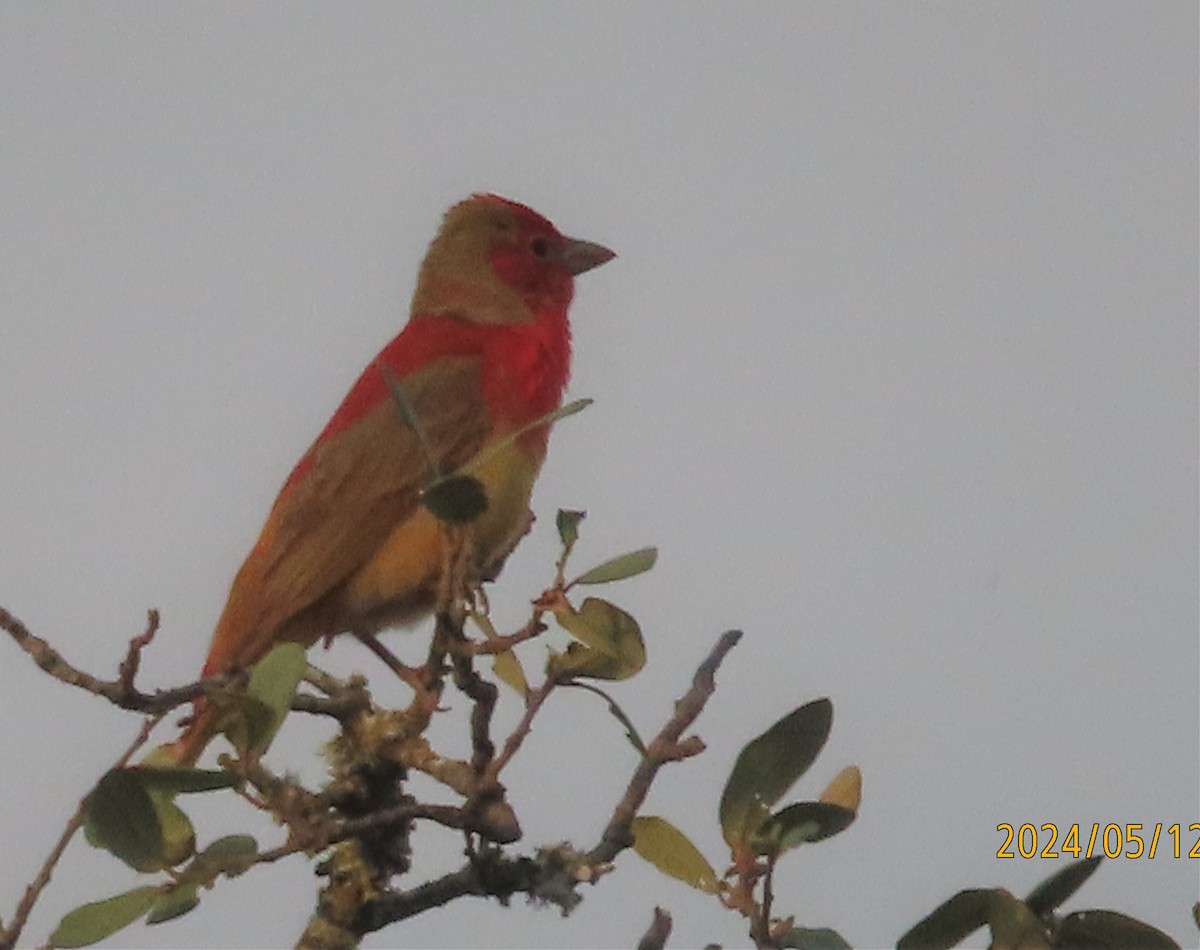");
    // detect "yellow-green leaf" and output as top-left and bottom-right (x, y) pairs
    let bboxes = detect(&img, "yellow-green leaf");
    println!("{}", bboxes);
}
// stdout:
(818, 765), (862, 814)
(150, 794), (197, 868)
(719, 699), (832, 849)
(631, 815), (719, 893)
(549, 597), (645, 681)
(49, 887), (159, 948)
(225, 642), (307, 756)
(492, 648), (529, 696)
(573, 547), (657, 586)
